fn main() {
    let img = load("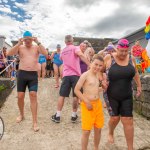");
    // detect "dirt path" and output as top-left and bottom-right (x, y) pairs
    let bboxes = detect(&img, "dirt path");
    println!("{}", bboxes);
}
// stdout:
(0, 78), (150, 150)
